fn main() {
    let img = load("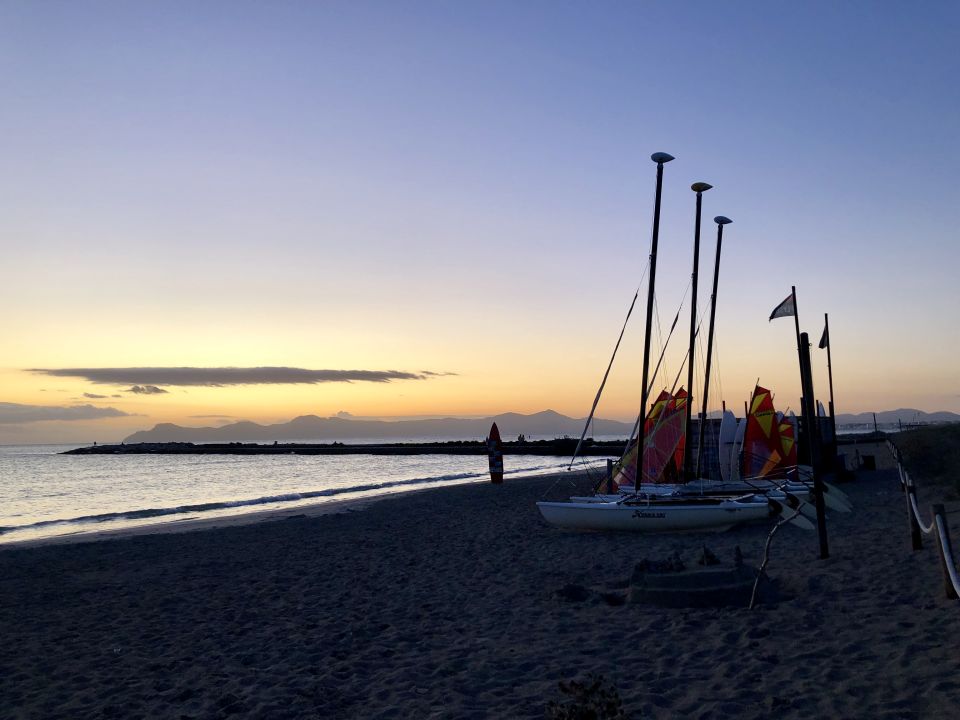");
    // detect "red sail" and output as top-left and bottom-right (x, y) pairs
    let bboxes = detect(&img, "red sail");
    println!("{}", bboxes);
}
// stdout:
(779, 411), (798, 469)
(642, 388), (687, 485)
(743, 385), (783, 479)
(612, 390), (671, 490)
